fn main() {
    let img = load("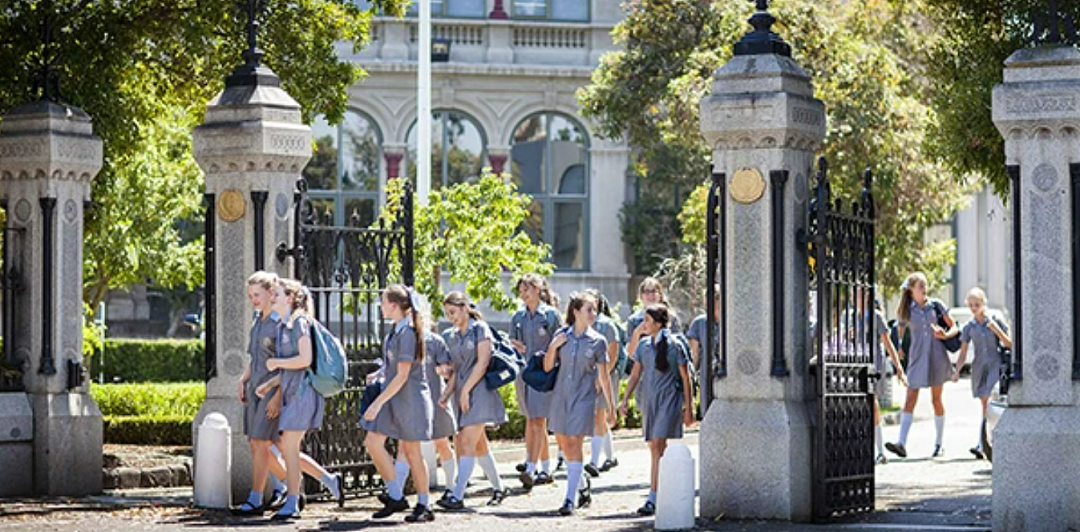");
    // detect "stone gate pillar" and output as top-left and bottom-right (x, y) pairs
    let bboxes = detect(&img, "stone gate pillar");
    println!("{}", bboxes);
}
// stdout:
(0, 99), (104, 496)
(191, 38), (312, 503)
(698, 3), (823, 522)
(991, 42), (1080, 532)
